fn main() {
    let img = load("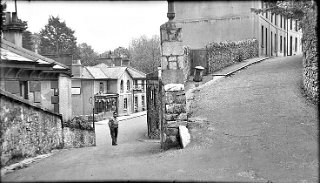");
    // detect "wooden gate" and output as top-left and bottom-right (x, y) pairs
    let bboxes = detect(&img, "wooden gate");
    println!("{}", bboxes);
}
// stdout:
(189, 49), (208, 75)
(146, 72), (163, 139)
